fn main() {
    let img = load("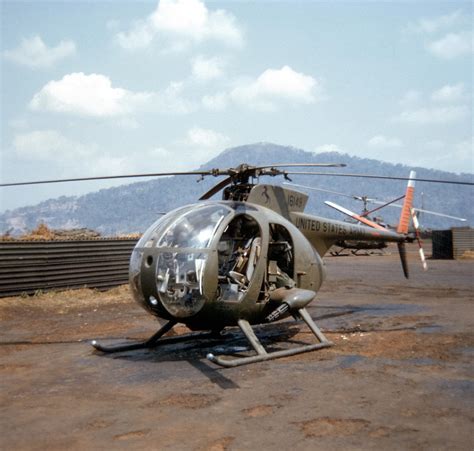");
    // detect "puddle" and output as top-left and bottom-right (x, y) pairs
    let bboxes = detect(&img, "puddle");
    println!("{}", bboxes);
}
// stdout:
(336, 354), (365, 369)
(405, 357), (439, 366)
(458, 347), (474, 358)
(437, 379), (474, 401)
(353, 304), (425, 316)
(313, 354), (367, 372)
(417, 325), (443, 334)
(317, 303), (428, 332)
